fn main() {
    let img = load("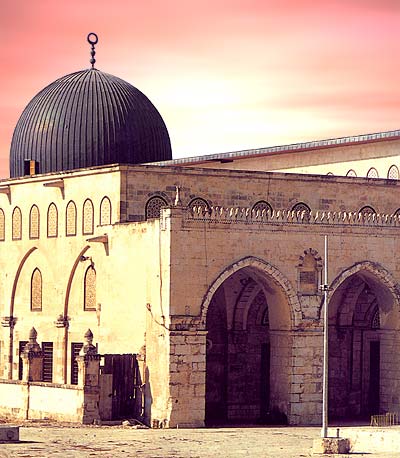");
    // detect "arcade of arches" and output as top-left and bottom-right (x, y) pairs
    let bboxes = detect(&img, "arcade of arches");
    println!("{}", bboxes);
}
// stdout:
(201, 260), (400, 426)
(328, 269), (400, 421)
(205, 264), (292, 425)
